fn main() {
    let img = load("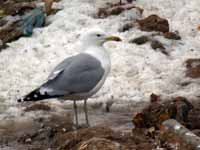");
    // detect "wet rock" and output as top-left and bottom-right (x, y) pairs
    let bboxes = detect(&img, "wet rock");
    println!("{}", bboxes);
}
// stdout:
(164, 31), (181, 40)
(133, 94), (193, 129)
(185, 58), (200, 78)
(24, 103), (51, 112)
(129, 35), (149, 45)
(138, 14), (169, 33)
(78, 137), (121, 150)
